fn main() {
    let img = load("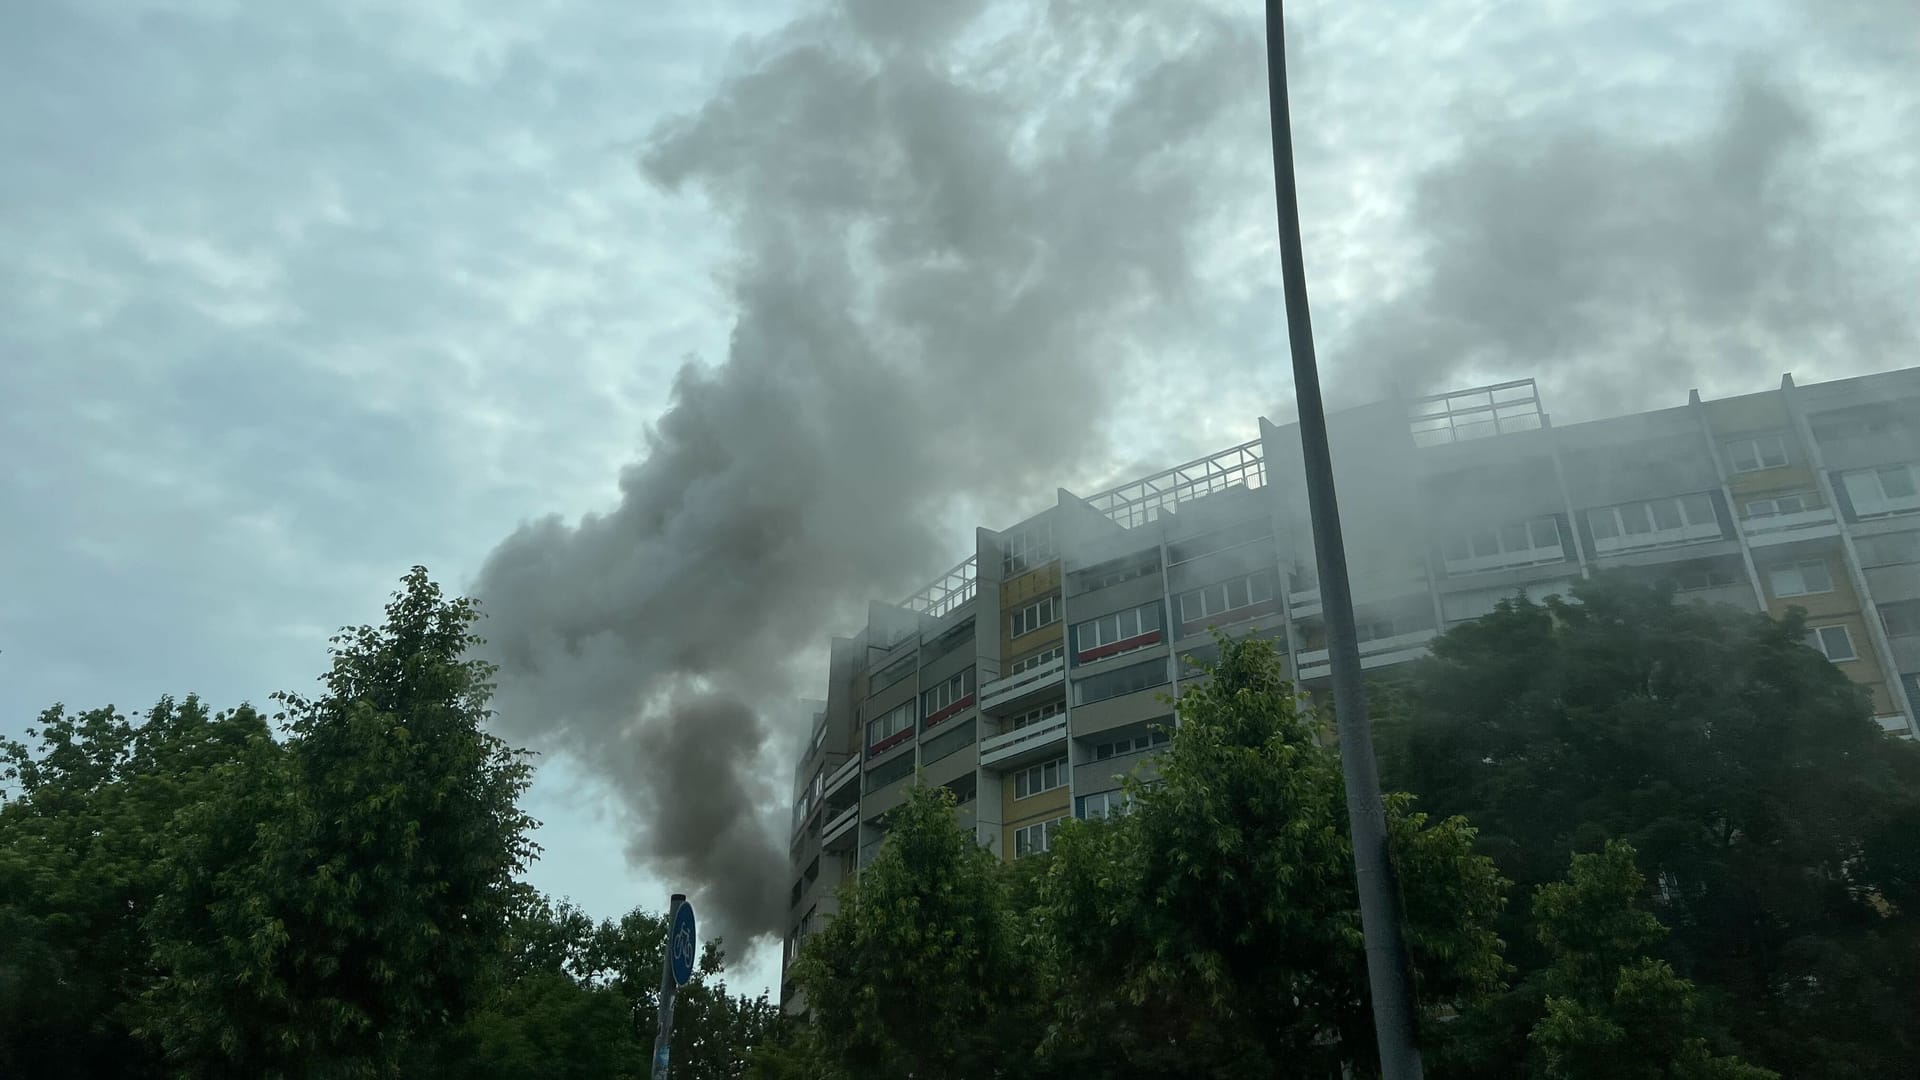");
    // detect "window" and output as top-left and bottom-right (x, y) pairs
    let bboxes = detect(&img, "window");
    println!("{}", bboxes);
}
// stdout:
(1769, 560), (1834, 599)
(1881, 600), (1920, 639)
(922, 719), (976, 764)
(1856, 531), (1920, 568)
(1806, 625), (1858, 662)
(872, 653), (916, 692)
(1009, 596), (1059, 638)
(1587, 494), (1719, 551)
(1009, 645), (1064, 675)
(1355, 618), (1398, 644)
(1077, 790), (1131, 820)
(1003, 522), (1056, 577)
(1013, 817), (1065, 857)
(1093, 727), (1171, 760)
(866, 751), (914, 789)
(1013, 755), (1066, 798)
(1744, 493), (1812, 519)
(1670, 563), (1741, 592)
(1072, 658), (1169, 706)
(866, 701), (914, 753)
(1177, 571), (1278, 628)
(1072, 602), (1163, 661)
(1904, 673), (1920, 715)
(1167, 519), (1272, 564)
(1441, 516), (1565, 573)
(1725, 434), (1789, 473)
(1071, 550), (1159, 592)
(1843, 463), (1920, 517)
(921, 668), (975, 725)
(1009, 700), (1064, 730)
